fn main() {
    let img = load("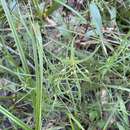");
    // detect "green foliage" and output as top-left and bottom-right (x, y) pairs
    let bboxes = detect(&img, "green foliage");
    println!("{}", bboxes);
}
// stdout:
(0, 105), (32, 130)
(0, 0), (130, 130)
